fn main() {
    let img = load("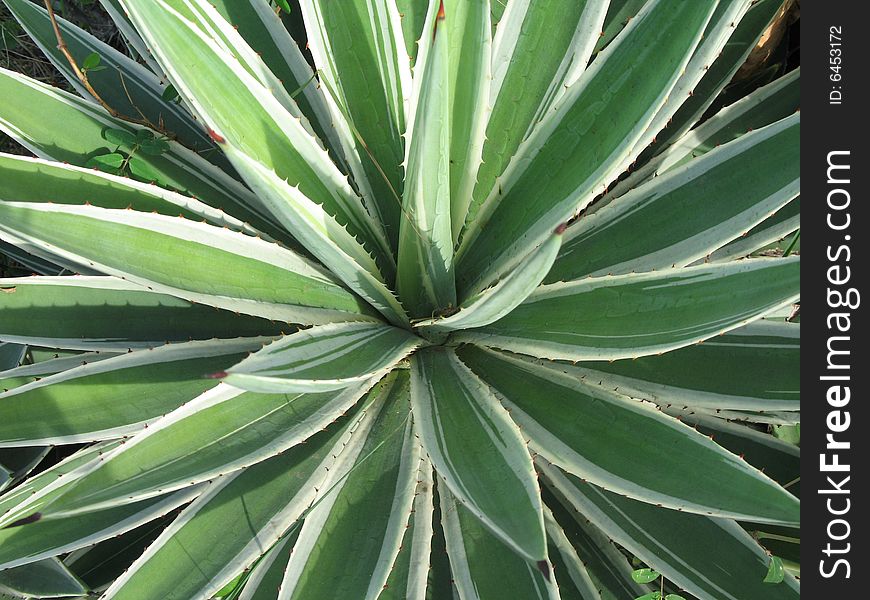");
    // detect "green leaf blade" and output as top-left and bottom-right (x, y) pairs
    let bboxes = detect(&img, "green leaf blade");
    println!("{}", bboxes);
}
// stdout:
(397, 5), (456, 317)
(224, 323), (421, 394)
(409, 347), (546, 563)
(0, 338), (265, 446)
(458, 0), (717, 298)
(37, 381), (376, 517)
(456, 258), (800, 361)
(0, 202), (376, 325)
(548, 114), (800, 281)
(460, 346), (800, 526)
(0, 277), (284, 351)
(543, 465), (801, 600)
